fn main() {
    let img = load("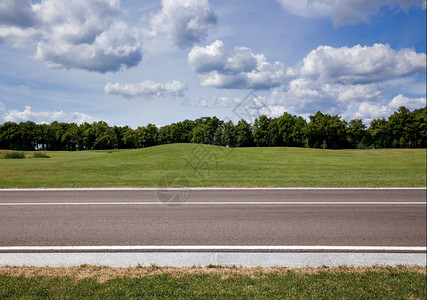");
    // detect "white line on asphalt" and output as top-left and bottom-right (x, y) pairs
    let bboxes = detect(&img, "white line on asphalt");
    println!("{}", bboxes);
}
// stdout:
(0, 245), (425, 251)
(0, 201), (425, 206)
(0, 187), (425, 191)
